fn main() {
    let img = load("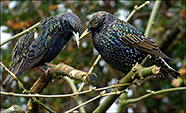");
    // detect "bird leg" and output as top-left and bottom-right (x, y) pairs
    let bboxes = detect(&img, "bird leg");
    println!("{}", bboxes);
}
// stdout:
(36, 67), (47, 78)
(113, 75), (127, 92)
(37, 67), (47, 74)
(36, 63), (53, 79)
(44, 62), (54, 74)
